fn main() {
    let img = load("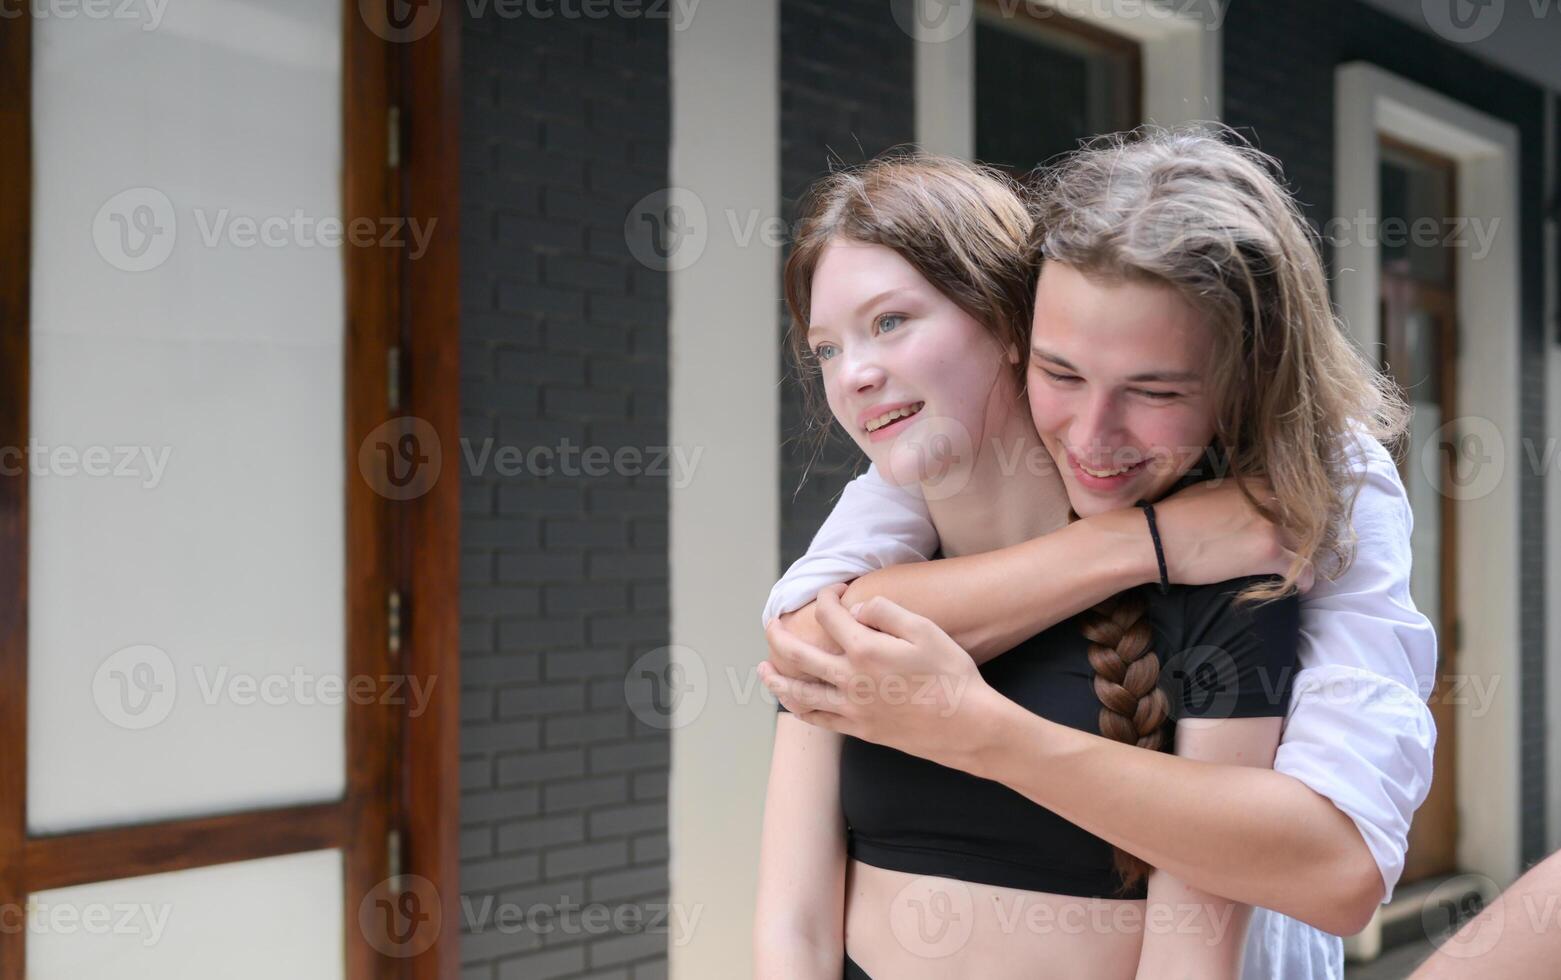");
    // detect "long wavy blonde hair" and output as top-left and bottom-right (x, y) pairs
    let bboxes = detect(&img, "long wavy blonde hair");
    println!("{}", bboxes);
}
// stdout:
(1033, 125), (1410, 891)
(1033, 124), (1410, 599)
